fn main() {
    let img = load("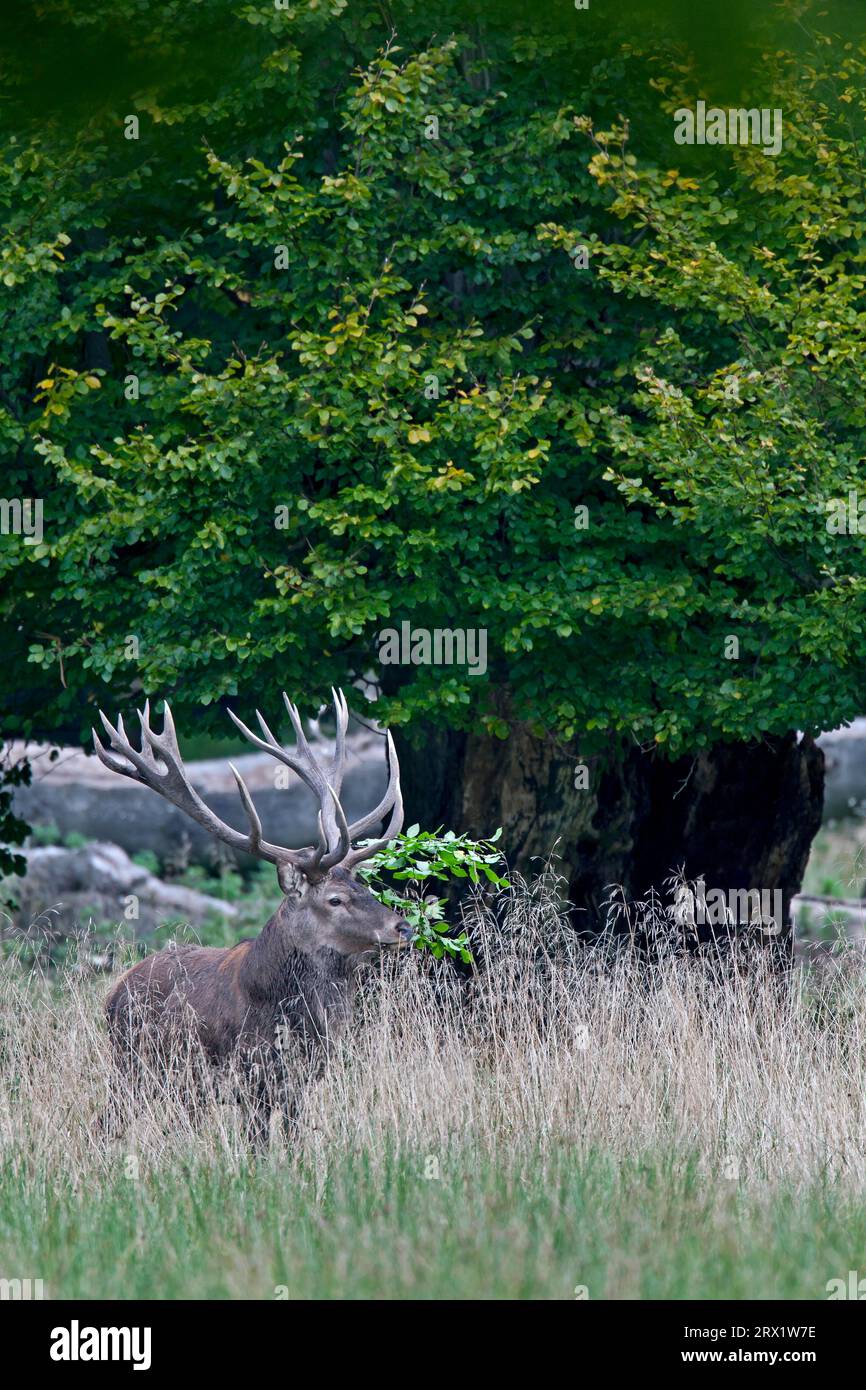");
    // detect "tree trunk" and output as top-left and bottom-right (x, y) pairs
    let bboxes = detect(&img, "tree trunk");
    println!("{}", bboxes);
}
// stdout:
(398, 723), (824, 956)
